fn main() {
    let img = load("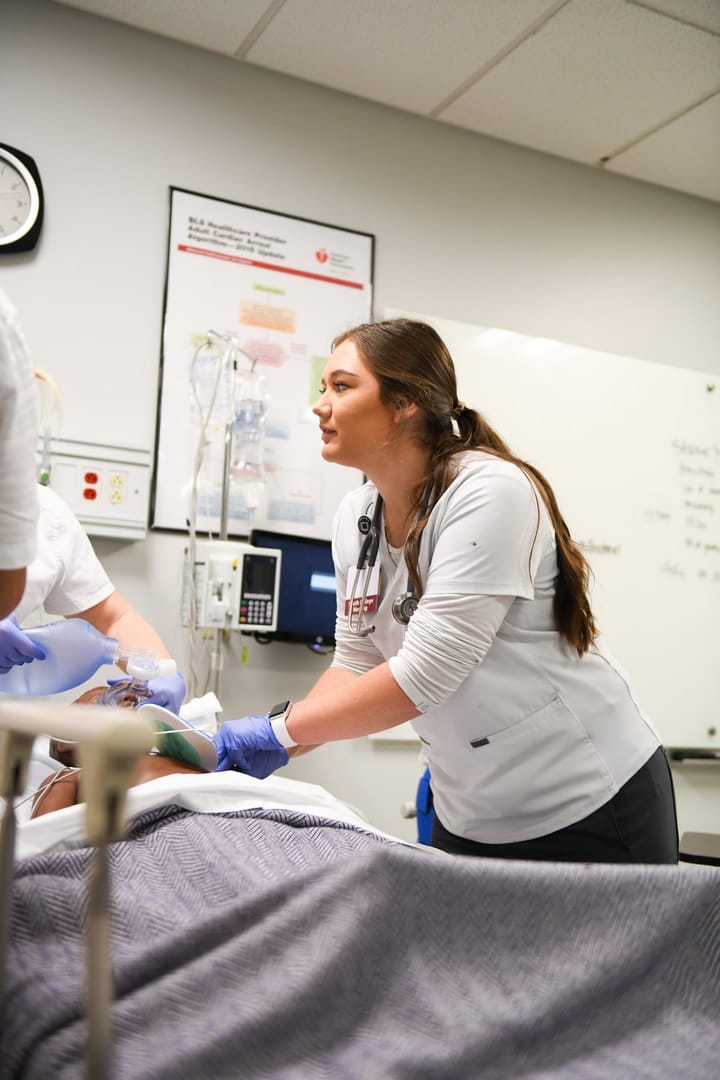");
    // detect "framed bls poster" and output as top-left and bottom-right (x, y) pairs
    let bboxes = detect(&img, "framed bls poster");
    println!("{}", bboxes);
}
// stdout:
(152, 188), (374, 539)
